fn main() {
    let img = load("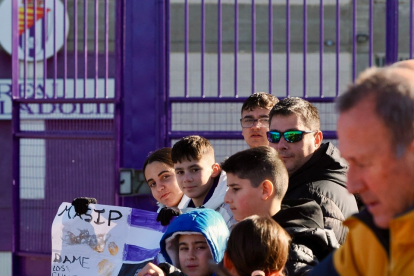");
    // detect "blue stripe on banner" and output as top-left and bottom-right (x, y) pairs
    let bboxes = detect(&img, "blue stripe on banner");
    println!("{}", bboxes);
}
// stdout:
(127, 209), (168, 232)
(123, 244), (161, 262)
